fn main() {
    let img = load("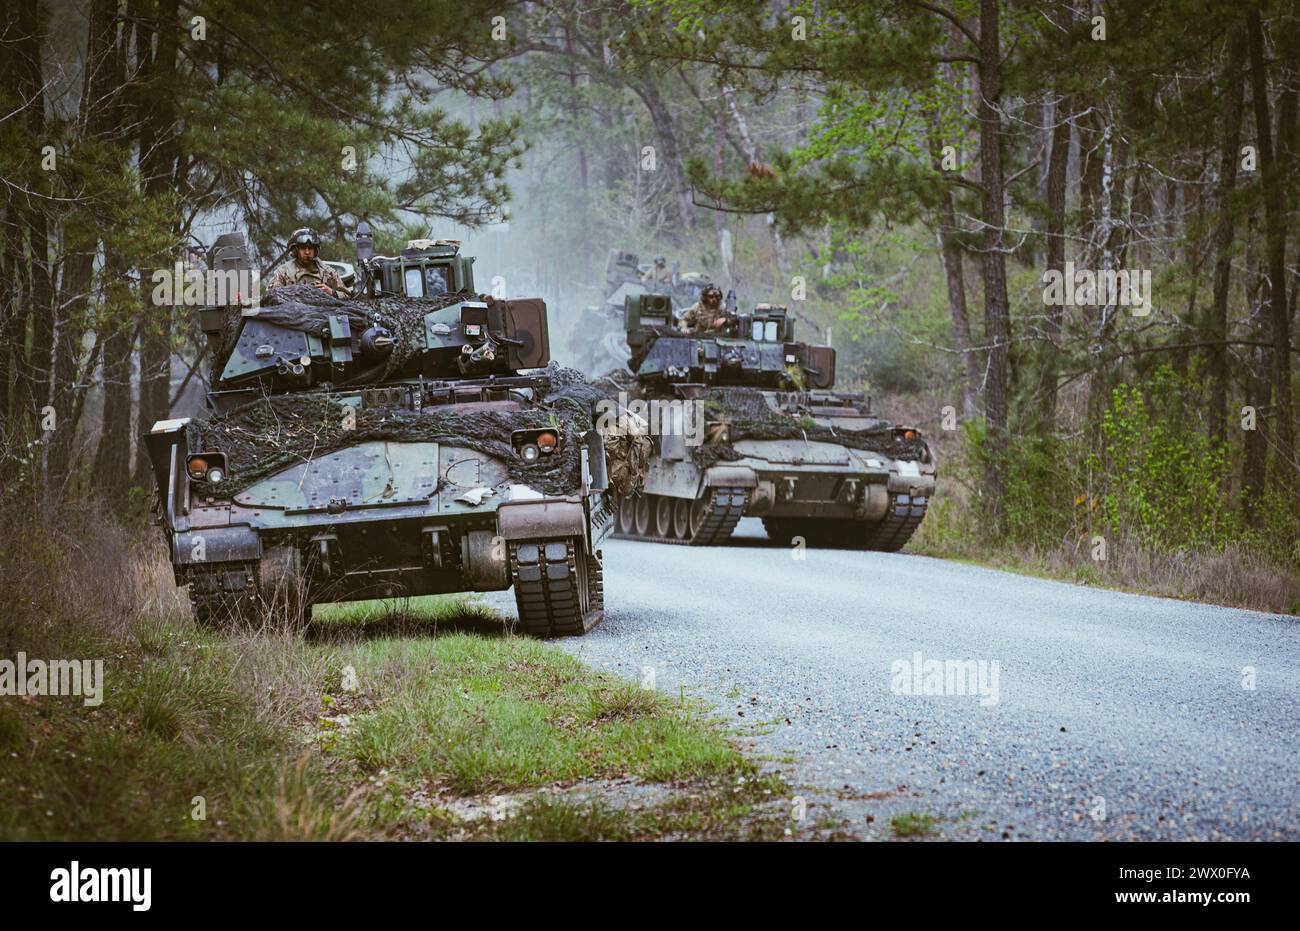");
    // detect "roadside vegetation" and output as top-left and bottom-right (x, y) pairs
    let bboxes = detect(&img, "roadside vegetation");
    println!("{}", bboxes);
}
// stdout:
(0, 498), (808, 841)
(904, 365), (1300, 616)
